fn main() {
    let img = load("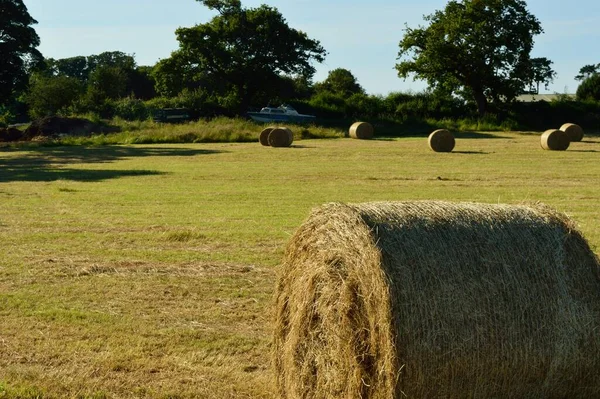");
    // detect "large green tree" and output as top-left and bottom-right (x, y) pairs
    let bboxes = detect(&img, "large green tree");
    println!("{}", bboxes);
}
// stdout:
(0, 0), (43, 106)
(25, 73), (84, 118)
(160, 0), (326, 113)
(396, 0), (554, 115)
(314, 68), (365, 97)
